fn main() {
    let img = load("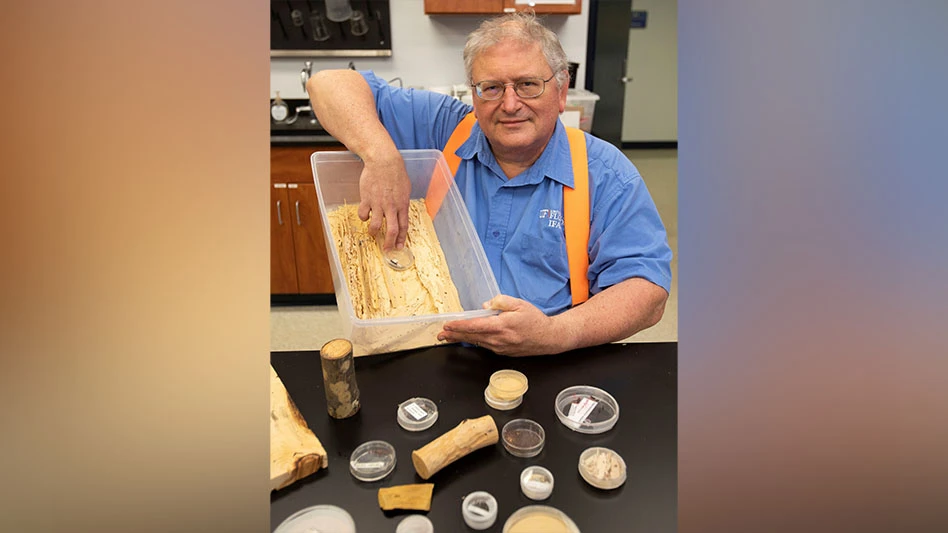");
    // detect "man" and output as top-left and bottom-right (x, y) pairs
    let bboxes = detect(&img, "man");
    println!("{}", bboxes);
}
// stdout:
(307, 12), (671, 356)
